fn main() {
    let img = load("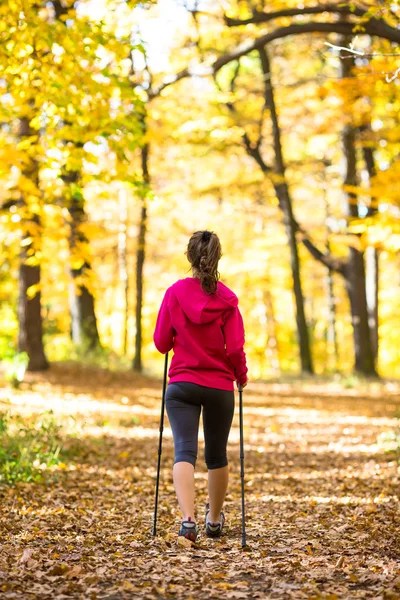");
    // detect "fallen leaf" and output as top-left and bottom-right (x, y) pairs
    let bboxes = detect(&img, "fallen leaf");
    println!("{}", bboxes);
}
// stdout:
(177, 536), (195, 549)
(20, 549), (34, 564)
(335, 556), (345, 569)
